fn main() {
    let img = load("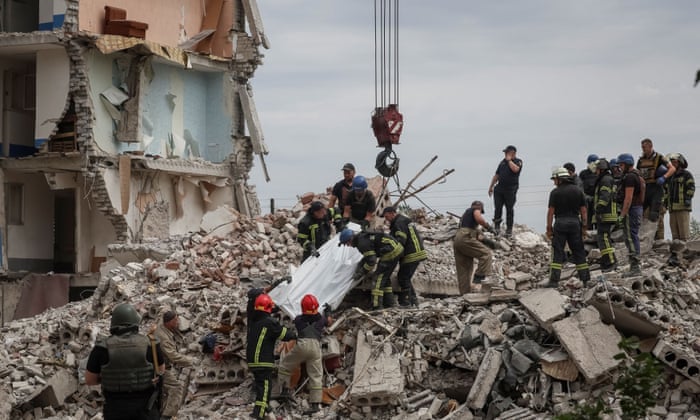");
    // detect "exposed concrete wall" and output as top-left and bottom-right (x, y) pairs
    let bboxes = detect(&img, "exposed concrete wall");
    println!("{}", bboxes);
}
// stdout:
(78, 0), (207, 48)
(35, 49), (70, 146)
(85, 50), (119, 155)
(5, 172), (54, 260)
(0, 60), (35, 155)
(39, 0), (67, 30)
